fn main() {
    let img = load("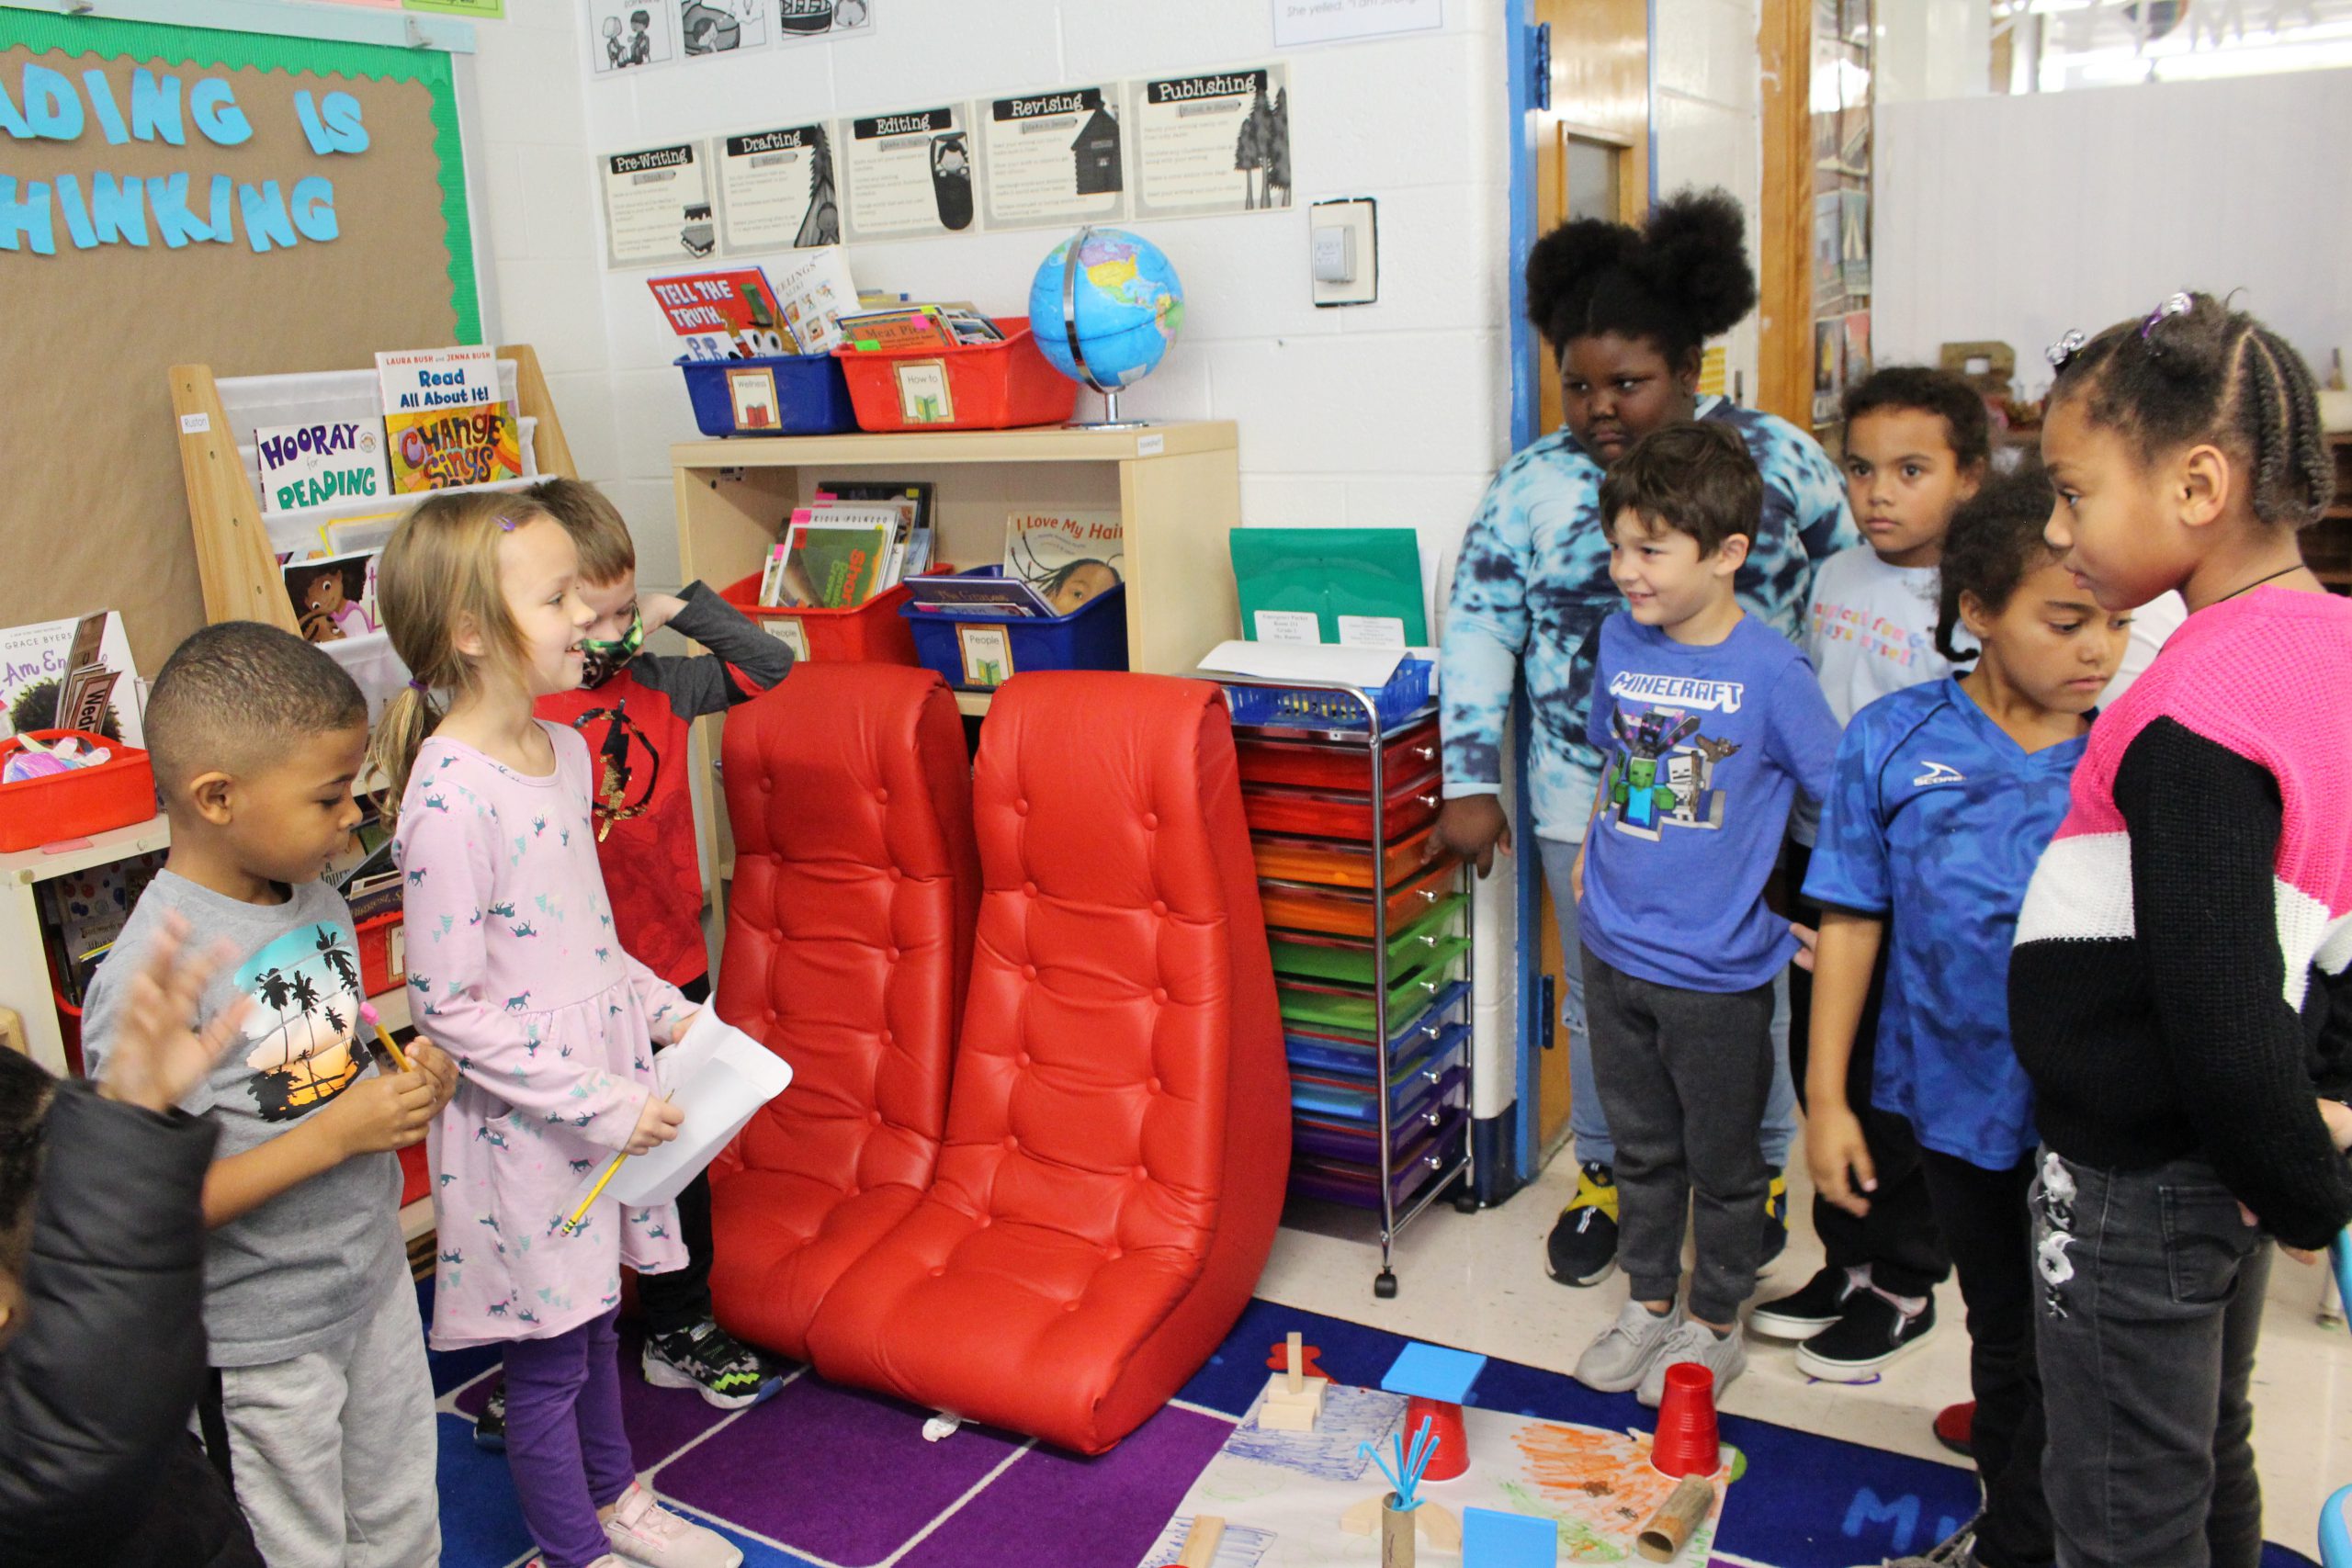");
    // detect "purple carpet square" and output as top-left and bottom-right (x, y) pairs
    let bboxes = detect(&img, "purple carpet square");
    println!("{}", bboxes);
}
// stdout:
(445, 1326), (739, 1465)
(652, 1376), (1022, 1566)
(893, 1404), (1235, 1568)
